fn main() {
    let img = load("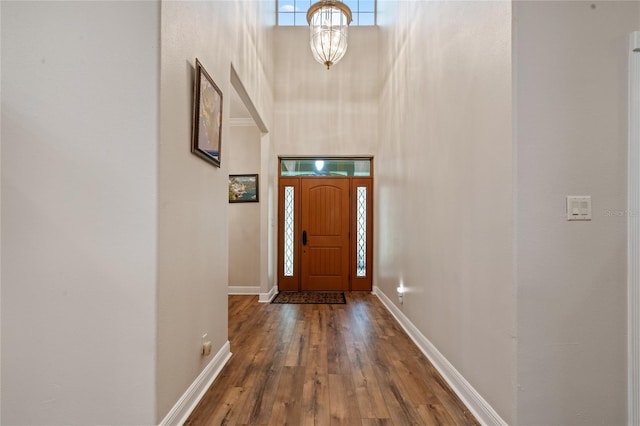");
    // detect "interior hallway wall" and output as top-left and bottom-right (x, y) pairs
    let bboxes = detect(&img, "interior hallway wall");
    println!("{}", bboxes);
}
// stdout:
(158, 0), (274, 421)
(514, 2), (640, 424)
(262, 133), (277, 296)
(273, 27), (379, 157)
(228, 125), (261, 289)
(1, 2), (160, 424)
(376, 1), (514, 422)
